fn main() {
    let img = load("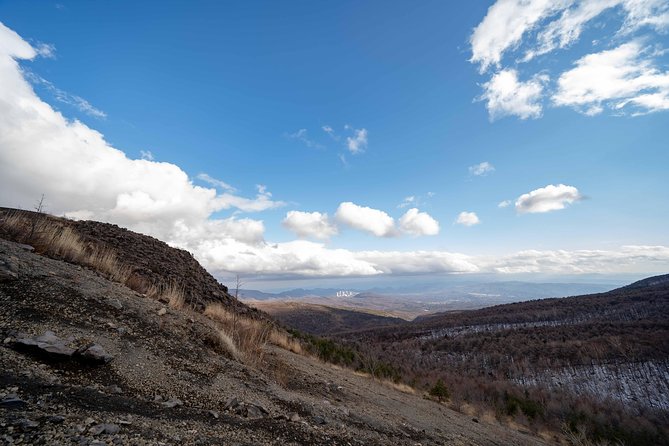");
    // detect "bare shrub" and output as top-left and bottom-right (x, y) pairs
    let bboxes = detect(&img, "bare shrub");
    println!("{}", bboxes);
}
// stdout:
(216, 329), (240, 360)
(204, 303), (273, 366)
(269, 330), (303, 355)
